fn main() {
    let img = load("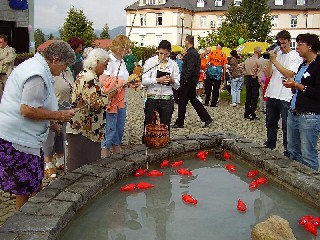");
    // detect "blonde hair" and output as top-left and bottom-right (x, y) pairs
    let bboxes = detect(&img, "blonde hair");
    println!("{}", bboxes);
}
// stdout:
(110, 35), (131, 56)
